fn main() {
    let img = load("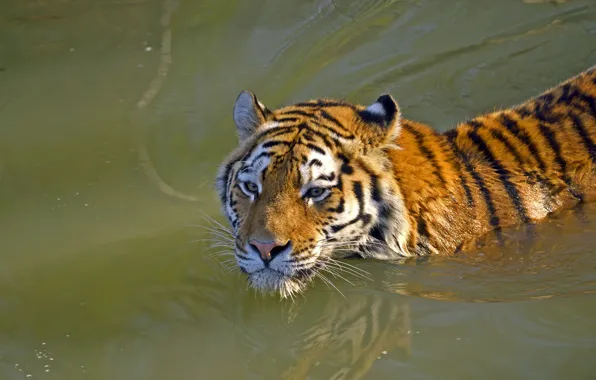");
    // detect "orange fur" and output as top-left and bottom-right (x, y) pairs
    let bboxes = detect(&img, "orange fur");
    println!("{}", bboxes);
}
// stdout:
(216, 66), (596, 296)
